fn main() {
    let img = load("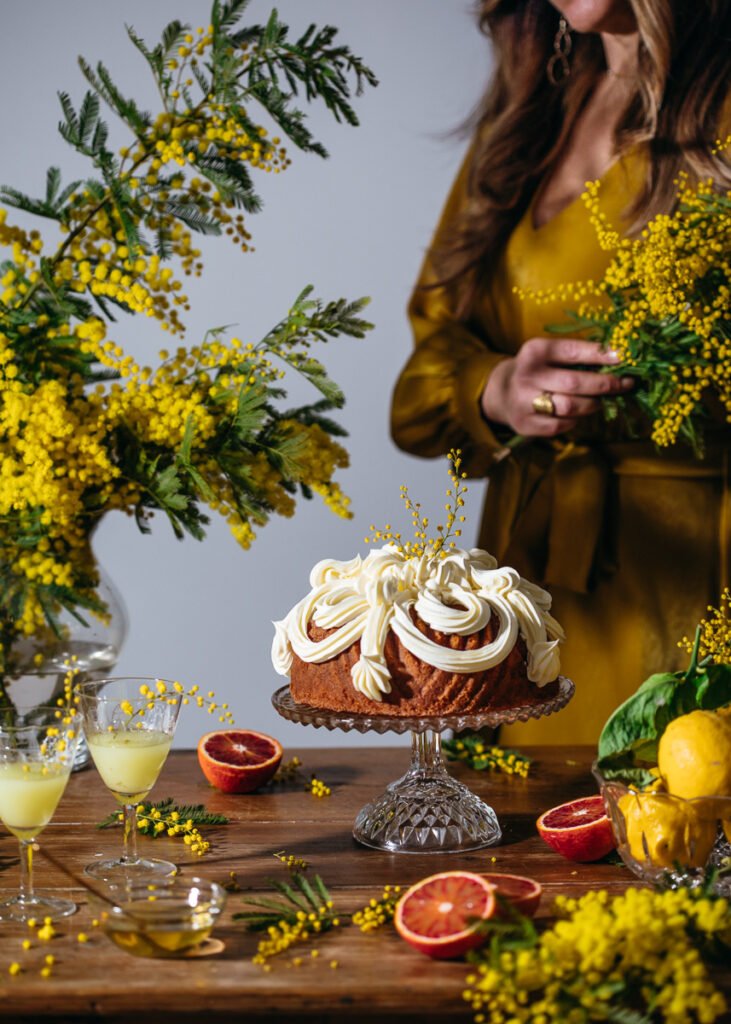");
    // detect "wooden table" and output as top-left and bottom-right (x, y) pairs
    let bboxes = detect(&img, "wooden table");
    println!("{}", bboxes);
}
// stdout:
(0, 746), (728, 1023)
